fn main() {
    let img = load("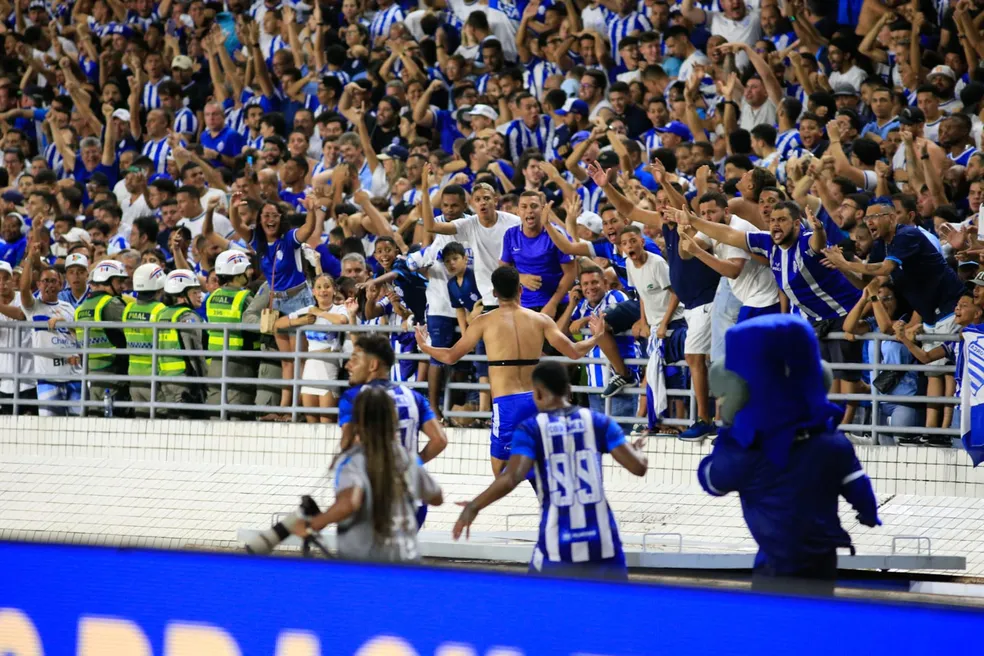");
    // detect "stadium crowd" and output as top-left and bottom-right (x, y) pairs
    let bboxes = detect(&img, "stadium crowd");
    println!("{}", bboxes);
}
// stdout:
(0, 0), (980, 446)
